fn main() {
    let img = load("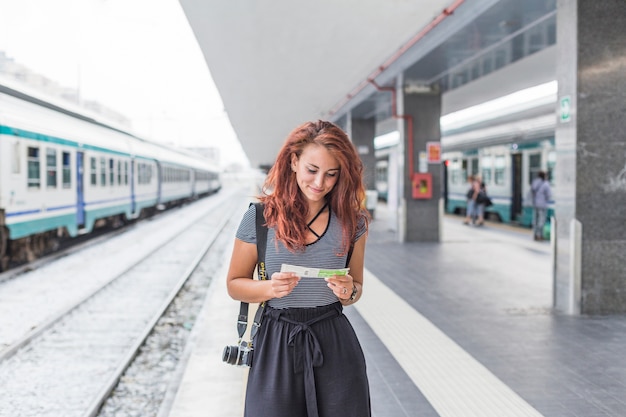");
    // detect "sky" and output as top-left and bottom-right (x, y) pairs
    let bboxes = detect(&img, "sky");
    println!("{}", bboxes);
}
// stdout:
(0, 0), (250, 168)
